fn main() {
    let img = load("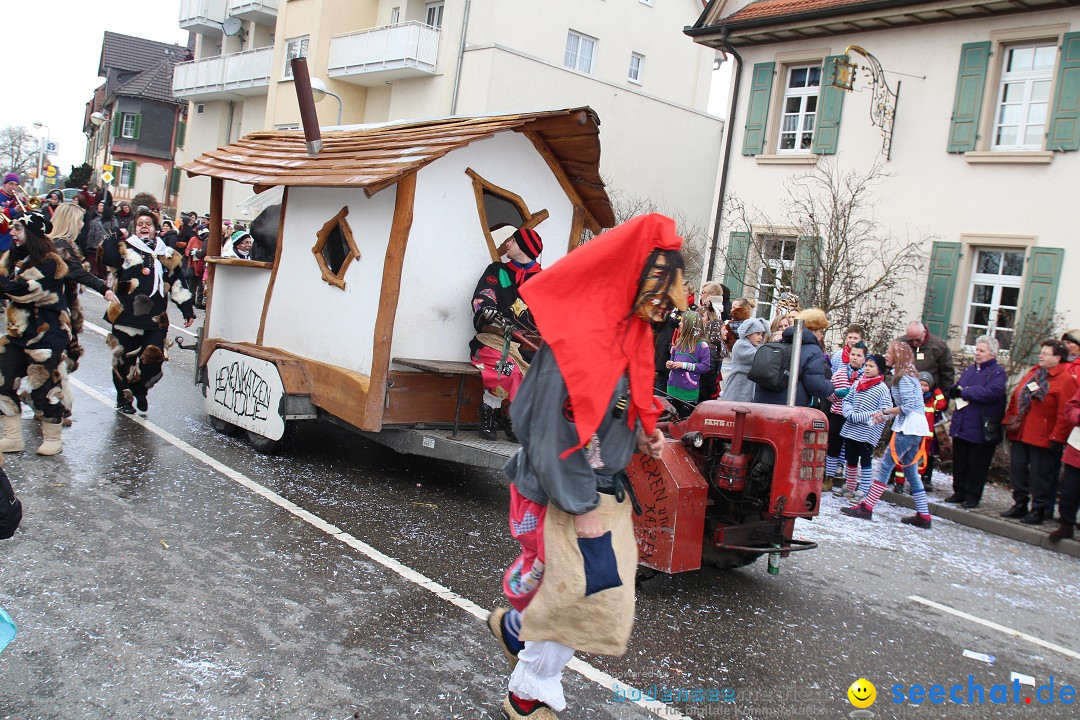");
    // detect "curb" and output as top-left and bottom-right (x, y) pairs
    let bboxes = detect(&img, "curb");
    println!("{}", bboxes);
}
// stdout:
(881, 490), (1080, 559)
